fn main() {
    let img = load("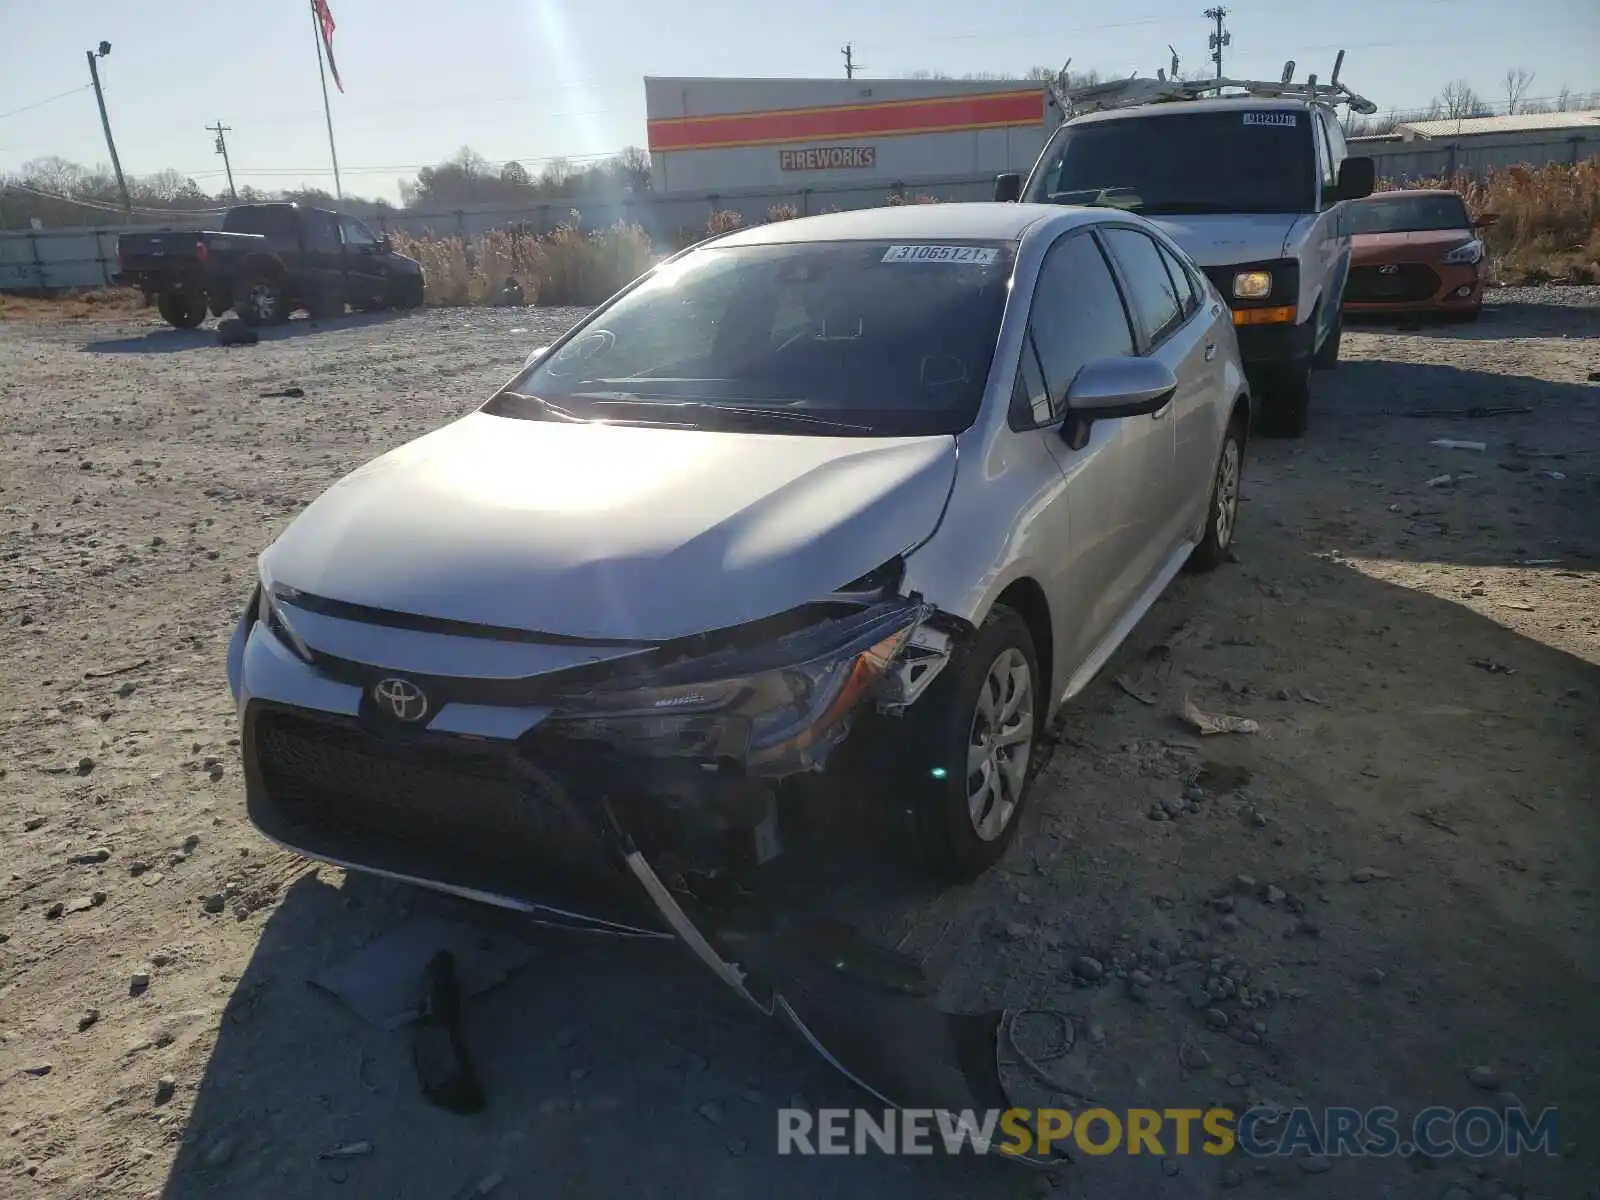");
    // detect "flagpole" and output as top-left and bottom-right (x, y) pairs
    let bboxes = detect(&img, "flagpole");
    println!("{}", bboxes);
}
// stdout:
(309, 0), (343, 200)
